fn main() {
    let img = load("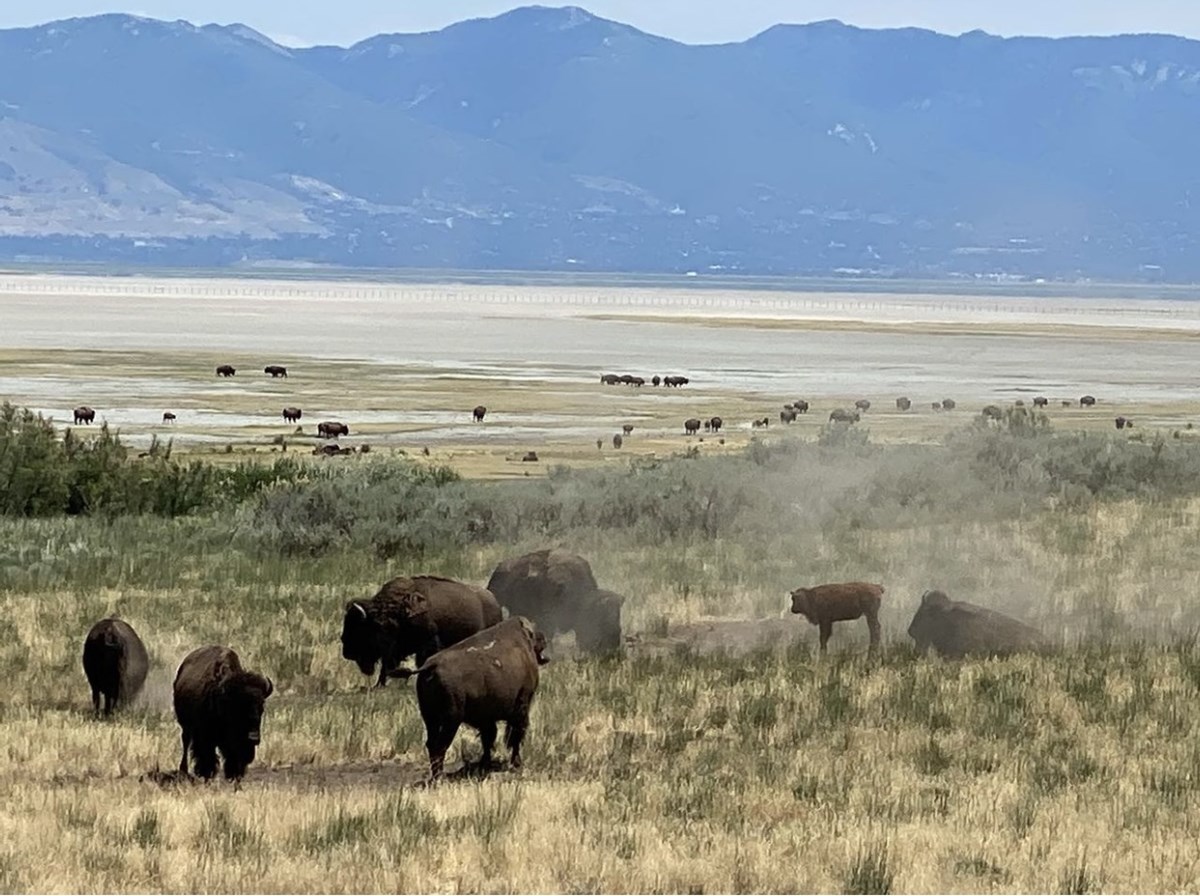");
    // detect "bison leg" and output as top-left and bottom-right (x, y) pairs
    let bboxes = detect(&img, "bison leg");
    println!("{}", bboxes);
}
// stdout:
(426, 722), (459, 781)
(818, 620), (833, 654)
(91, 688), (102, 719)
(192, 737), (219, 780)
(506, 718), (528, 769)
(179, 728), (192, 776)
(477, 723), (498, 769)
(866, 610), (881, 655)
